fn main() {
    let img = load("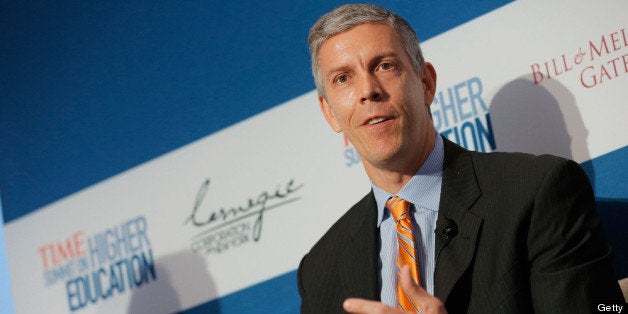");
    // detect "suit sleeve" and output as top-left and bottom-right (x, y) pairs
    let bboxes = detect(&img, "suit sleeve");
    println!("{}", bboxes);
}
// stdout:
(297, 254), (313, 314)
(527, 159), (623, 312)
